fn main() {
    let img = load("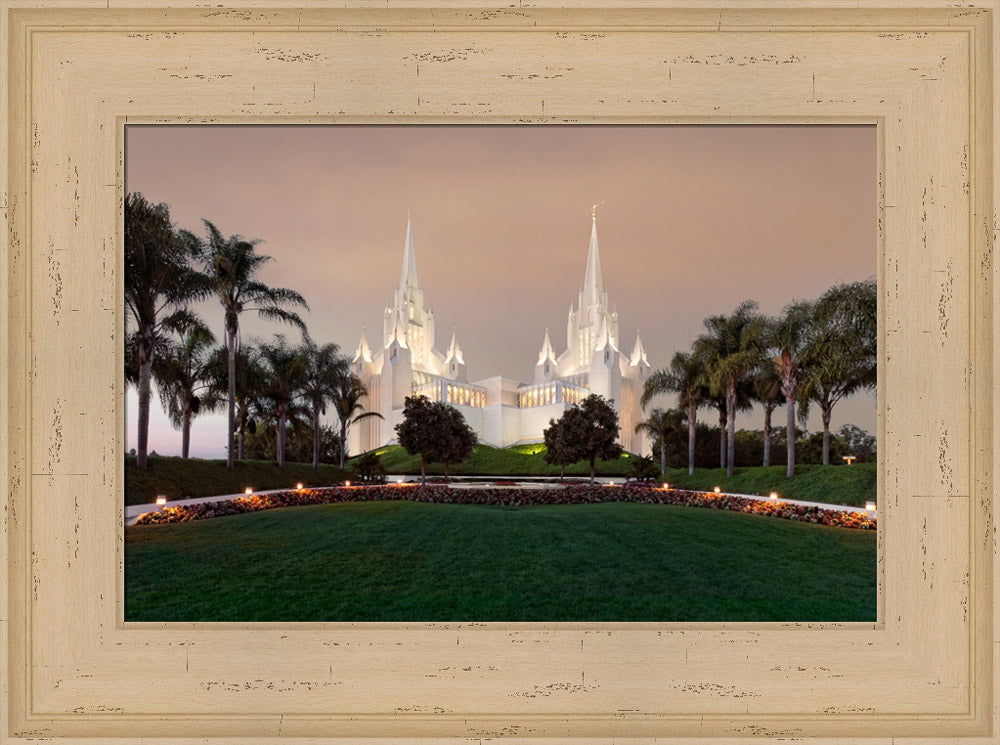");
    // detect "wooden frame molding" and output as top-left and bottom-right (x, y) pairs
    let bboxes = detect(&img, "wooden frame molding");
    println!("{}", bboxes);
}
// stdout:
(1, 2), (997, 742)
